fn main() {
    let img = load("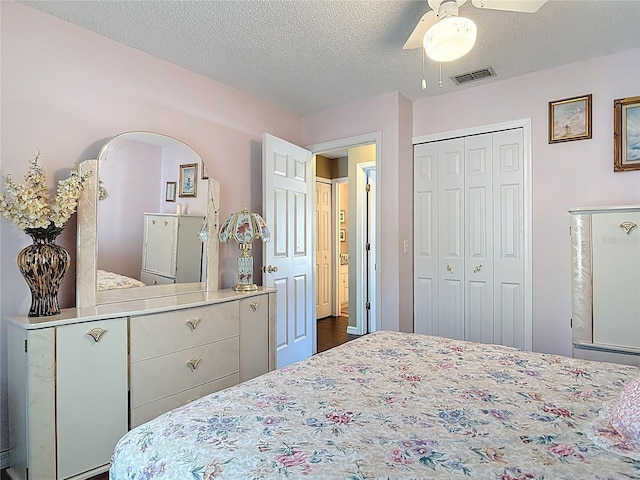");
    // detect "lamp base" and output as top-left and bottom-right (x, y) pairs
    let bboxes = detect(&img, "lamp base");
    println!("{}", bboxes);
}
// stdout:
(233, 283), (258, 292)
